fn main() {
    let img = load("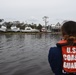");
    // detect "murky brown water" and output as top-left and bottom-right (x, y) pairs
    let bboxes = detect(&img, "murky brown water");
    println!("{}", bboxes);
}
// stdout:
(0, 33), (61, 75)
